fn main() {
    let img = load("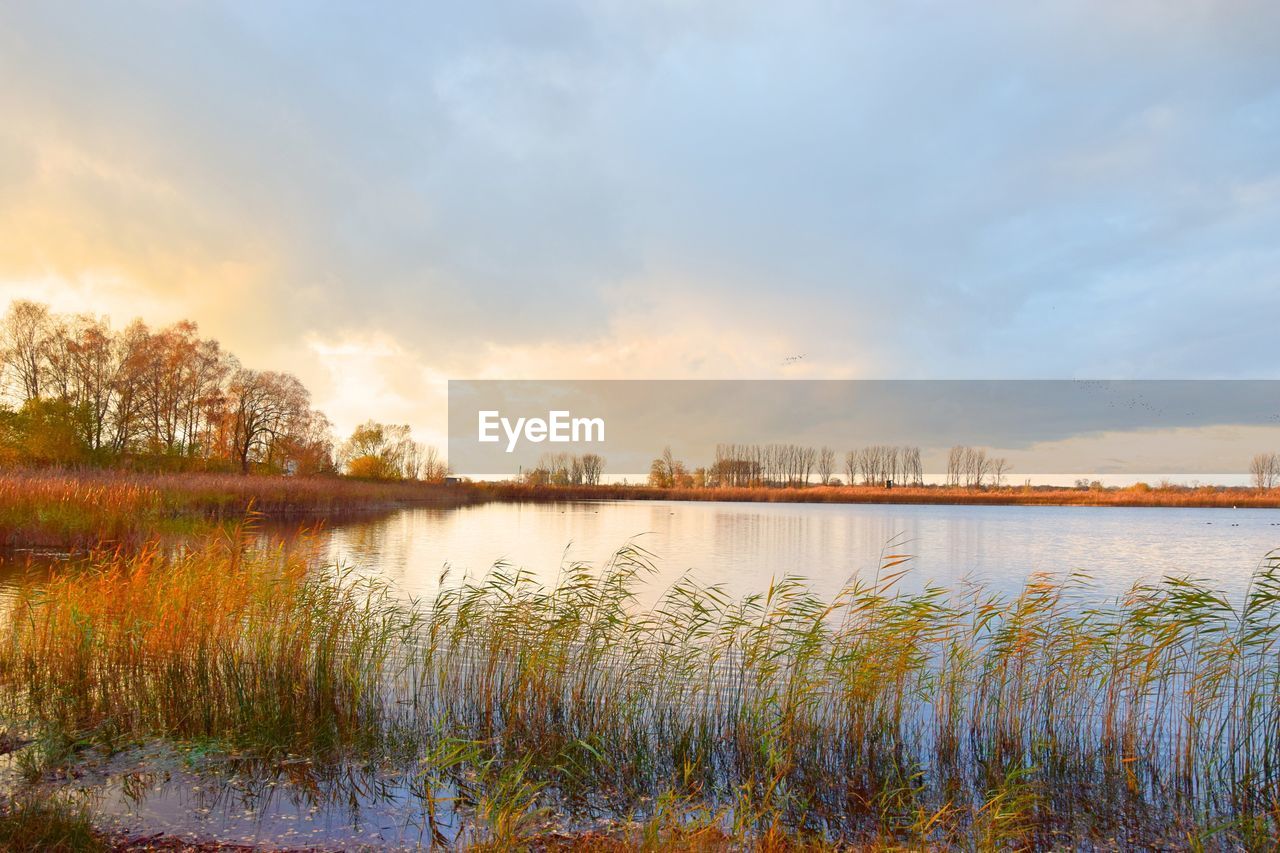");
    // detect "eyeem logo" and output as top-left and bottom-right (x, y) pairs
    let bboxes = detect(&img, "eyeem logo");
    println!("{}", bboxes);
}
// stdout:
(478, 410), (605, 453)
